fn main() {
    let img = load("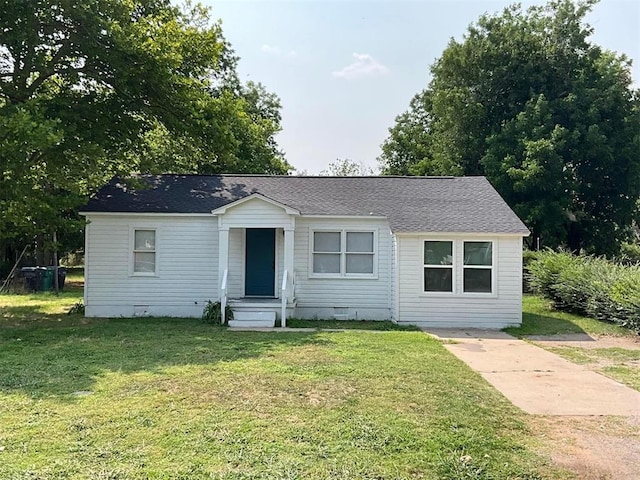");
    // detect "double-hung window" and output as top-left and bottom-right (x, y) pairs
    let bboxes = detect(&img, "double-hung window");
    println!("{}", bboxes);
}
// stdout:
(313, 232), (341, 274)
(346, 232), (375, 274)
(422, 239), (495, 294)
(463, 241), (493, 293)
(133, 229), (156, 274)
(312, 230), (375, 276)
(423, 241), (453, 292)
